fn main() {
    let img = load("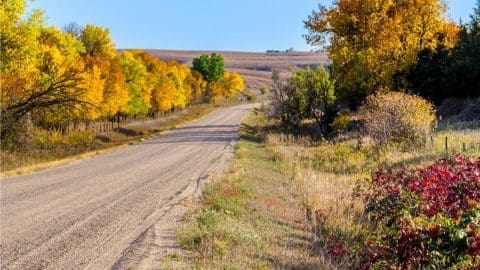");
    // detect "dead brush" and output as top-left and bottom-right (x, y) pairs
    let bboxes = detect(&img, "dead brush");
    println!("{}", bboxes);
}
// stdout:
(268, 131), (369, 267)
